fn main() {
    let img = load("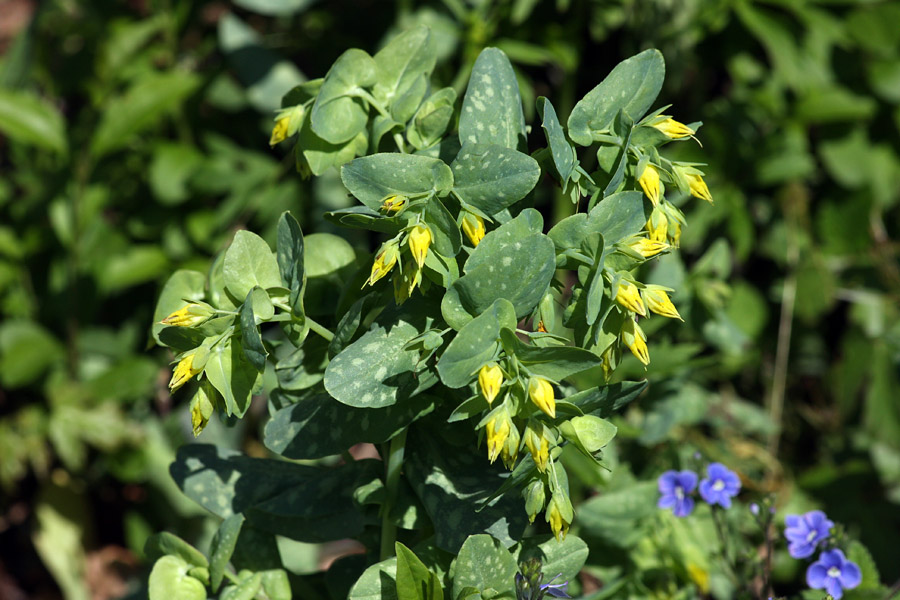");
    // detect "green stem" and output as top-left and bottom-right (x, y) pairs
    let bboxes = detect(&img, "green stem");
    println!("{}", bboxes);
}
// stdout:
(711, 506), (737, 583)
(351, 88), (391, 119)
(306, 317), (334, 342)
(380, 428), (408, 561)
(393, 132), (408, 153)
